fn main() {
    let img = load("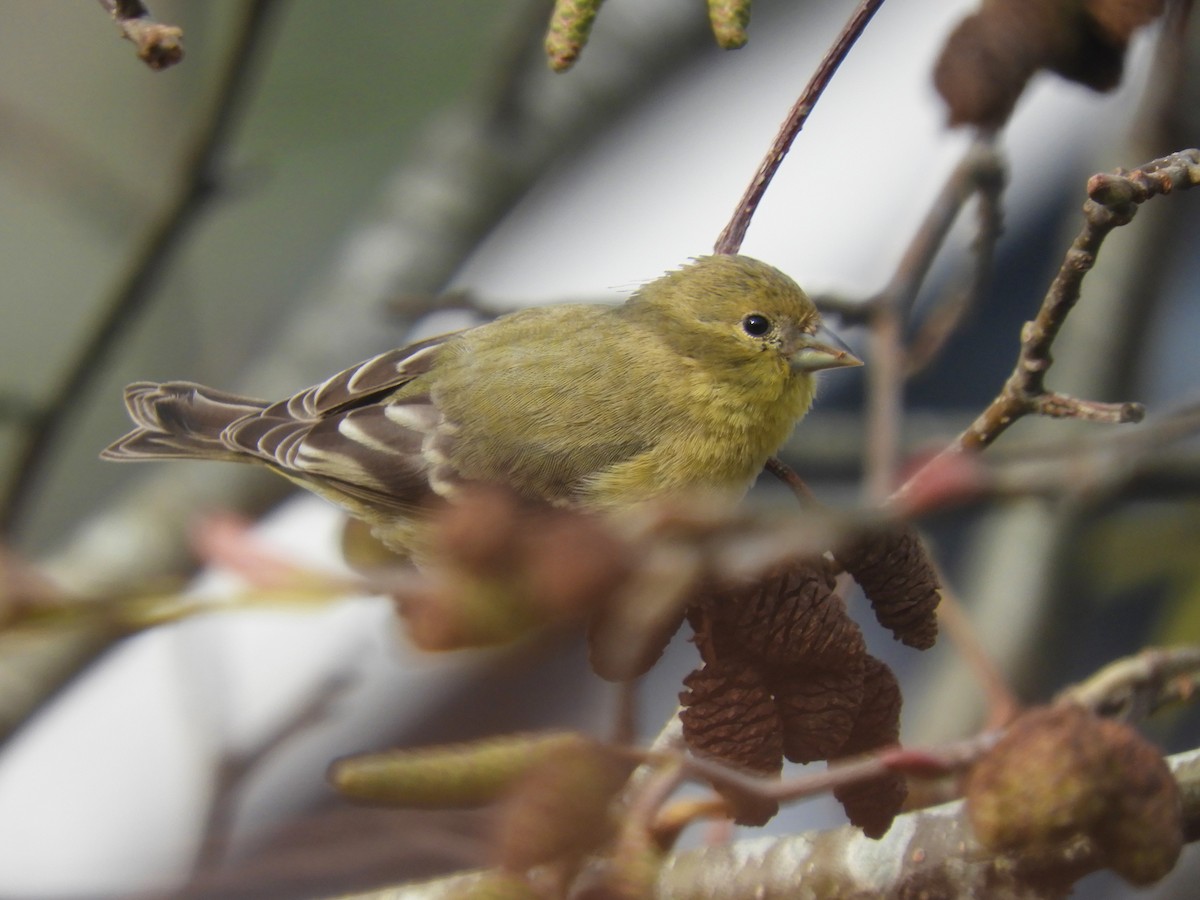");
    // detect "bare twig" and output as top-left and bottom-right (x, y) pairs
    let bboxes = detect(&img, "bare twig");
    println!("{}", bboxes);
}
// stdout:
(763, 456), (817, 504)
(0, 0), (280, 536)
(96, 0), (184, 70)
(934, 580), (1021, 730)
(655, 746), (1200, 900)
(951, 149), (1200, 453)
(905, 143), (1005, 376)
(713, 0), (887, 254)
